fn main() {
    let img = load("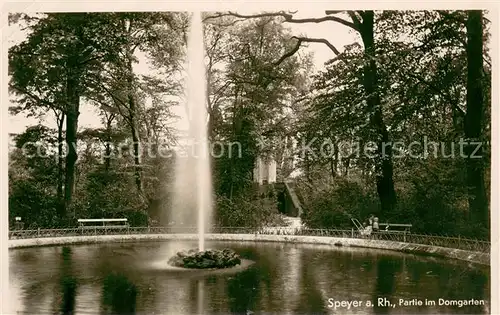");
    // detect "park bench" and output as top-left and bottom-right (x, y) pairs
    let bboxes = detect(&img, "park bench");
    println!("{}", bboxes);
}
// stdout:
(77, 218), (129, 230)
(351, 218), (412, 238)
(378, 223), (412, 233)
